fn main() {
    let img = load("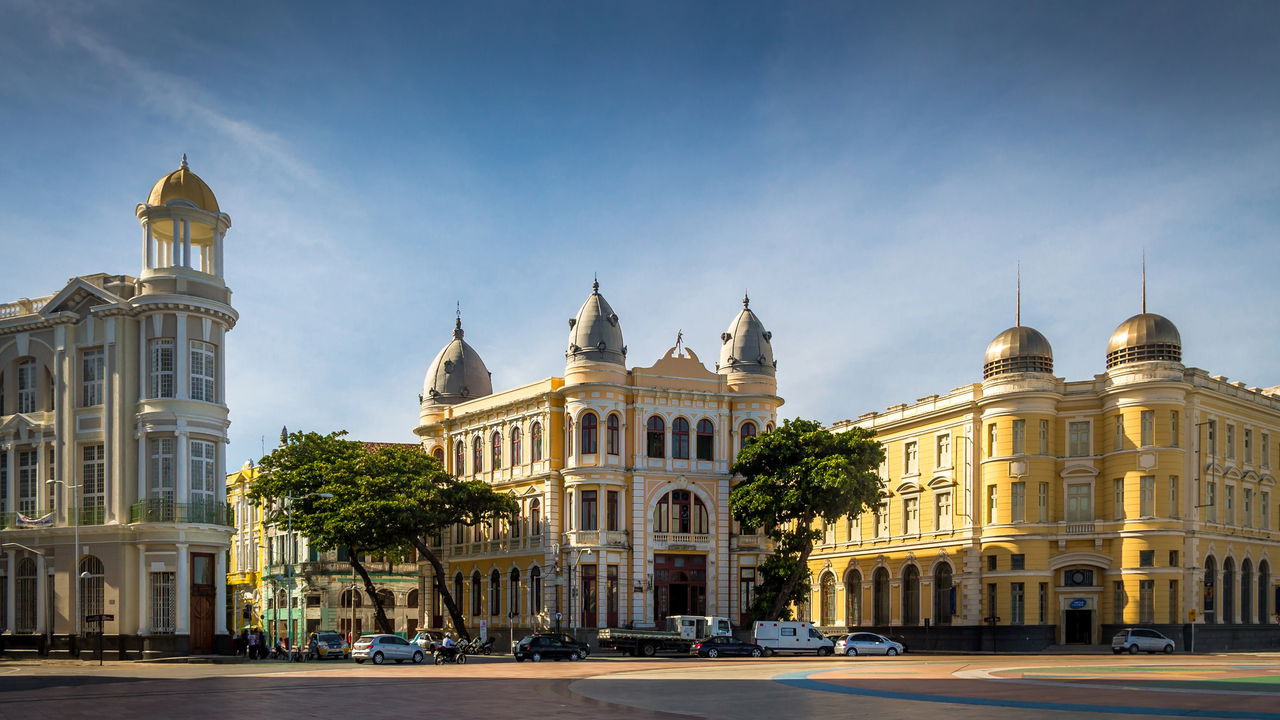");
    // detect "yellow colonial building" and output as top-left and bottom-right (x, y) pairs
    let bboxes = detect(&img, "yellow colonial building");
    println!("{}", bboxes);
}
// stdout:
(225, 463), (264, 633)
(808, 306), (1280, 651)
(413, 285), (780, 641)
